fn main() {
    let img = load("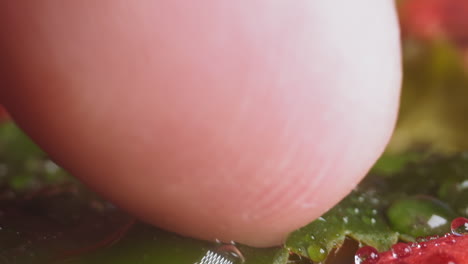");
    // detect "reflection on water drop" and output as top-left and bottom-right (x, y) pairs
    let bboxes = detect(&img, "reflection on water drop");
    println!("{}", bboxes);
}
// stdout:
(354, 246), (379, 264)
(391, 243), (411, 259)
(215, 243), (245, 263)
(410, 242), (418, 248)
(427, 215), (448, 228)
(451, 217), (468, 236)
